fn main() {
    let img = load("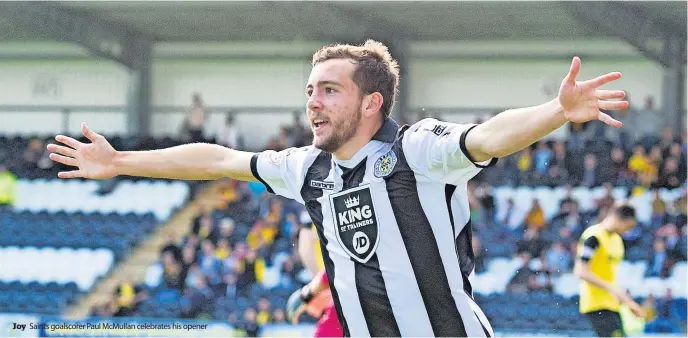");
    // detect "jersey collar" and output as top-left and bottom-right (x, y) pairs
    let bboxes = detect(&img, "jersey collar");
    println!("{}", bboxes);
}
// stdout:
(333, 117), (399, 168)
(372, 117), (399, 143)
